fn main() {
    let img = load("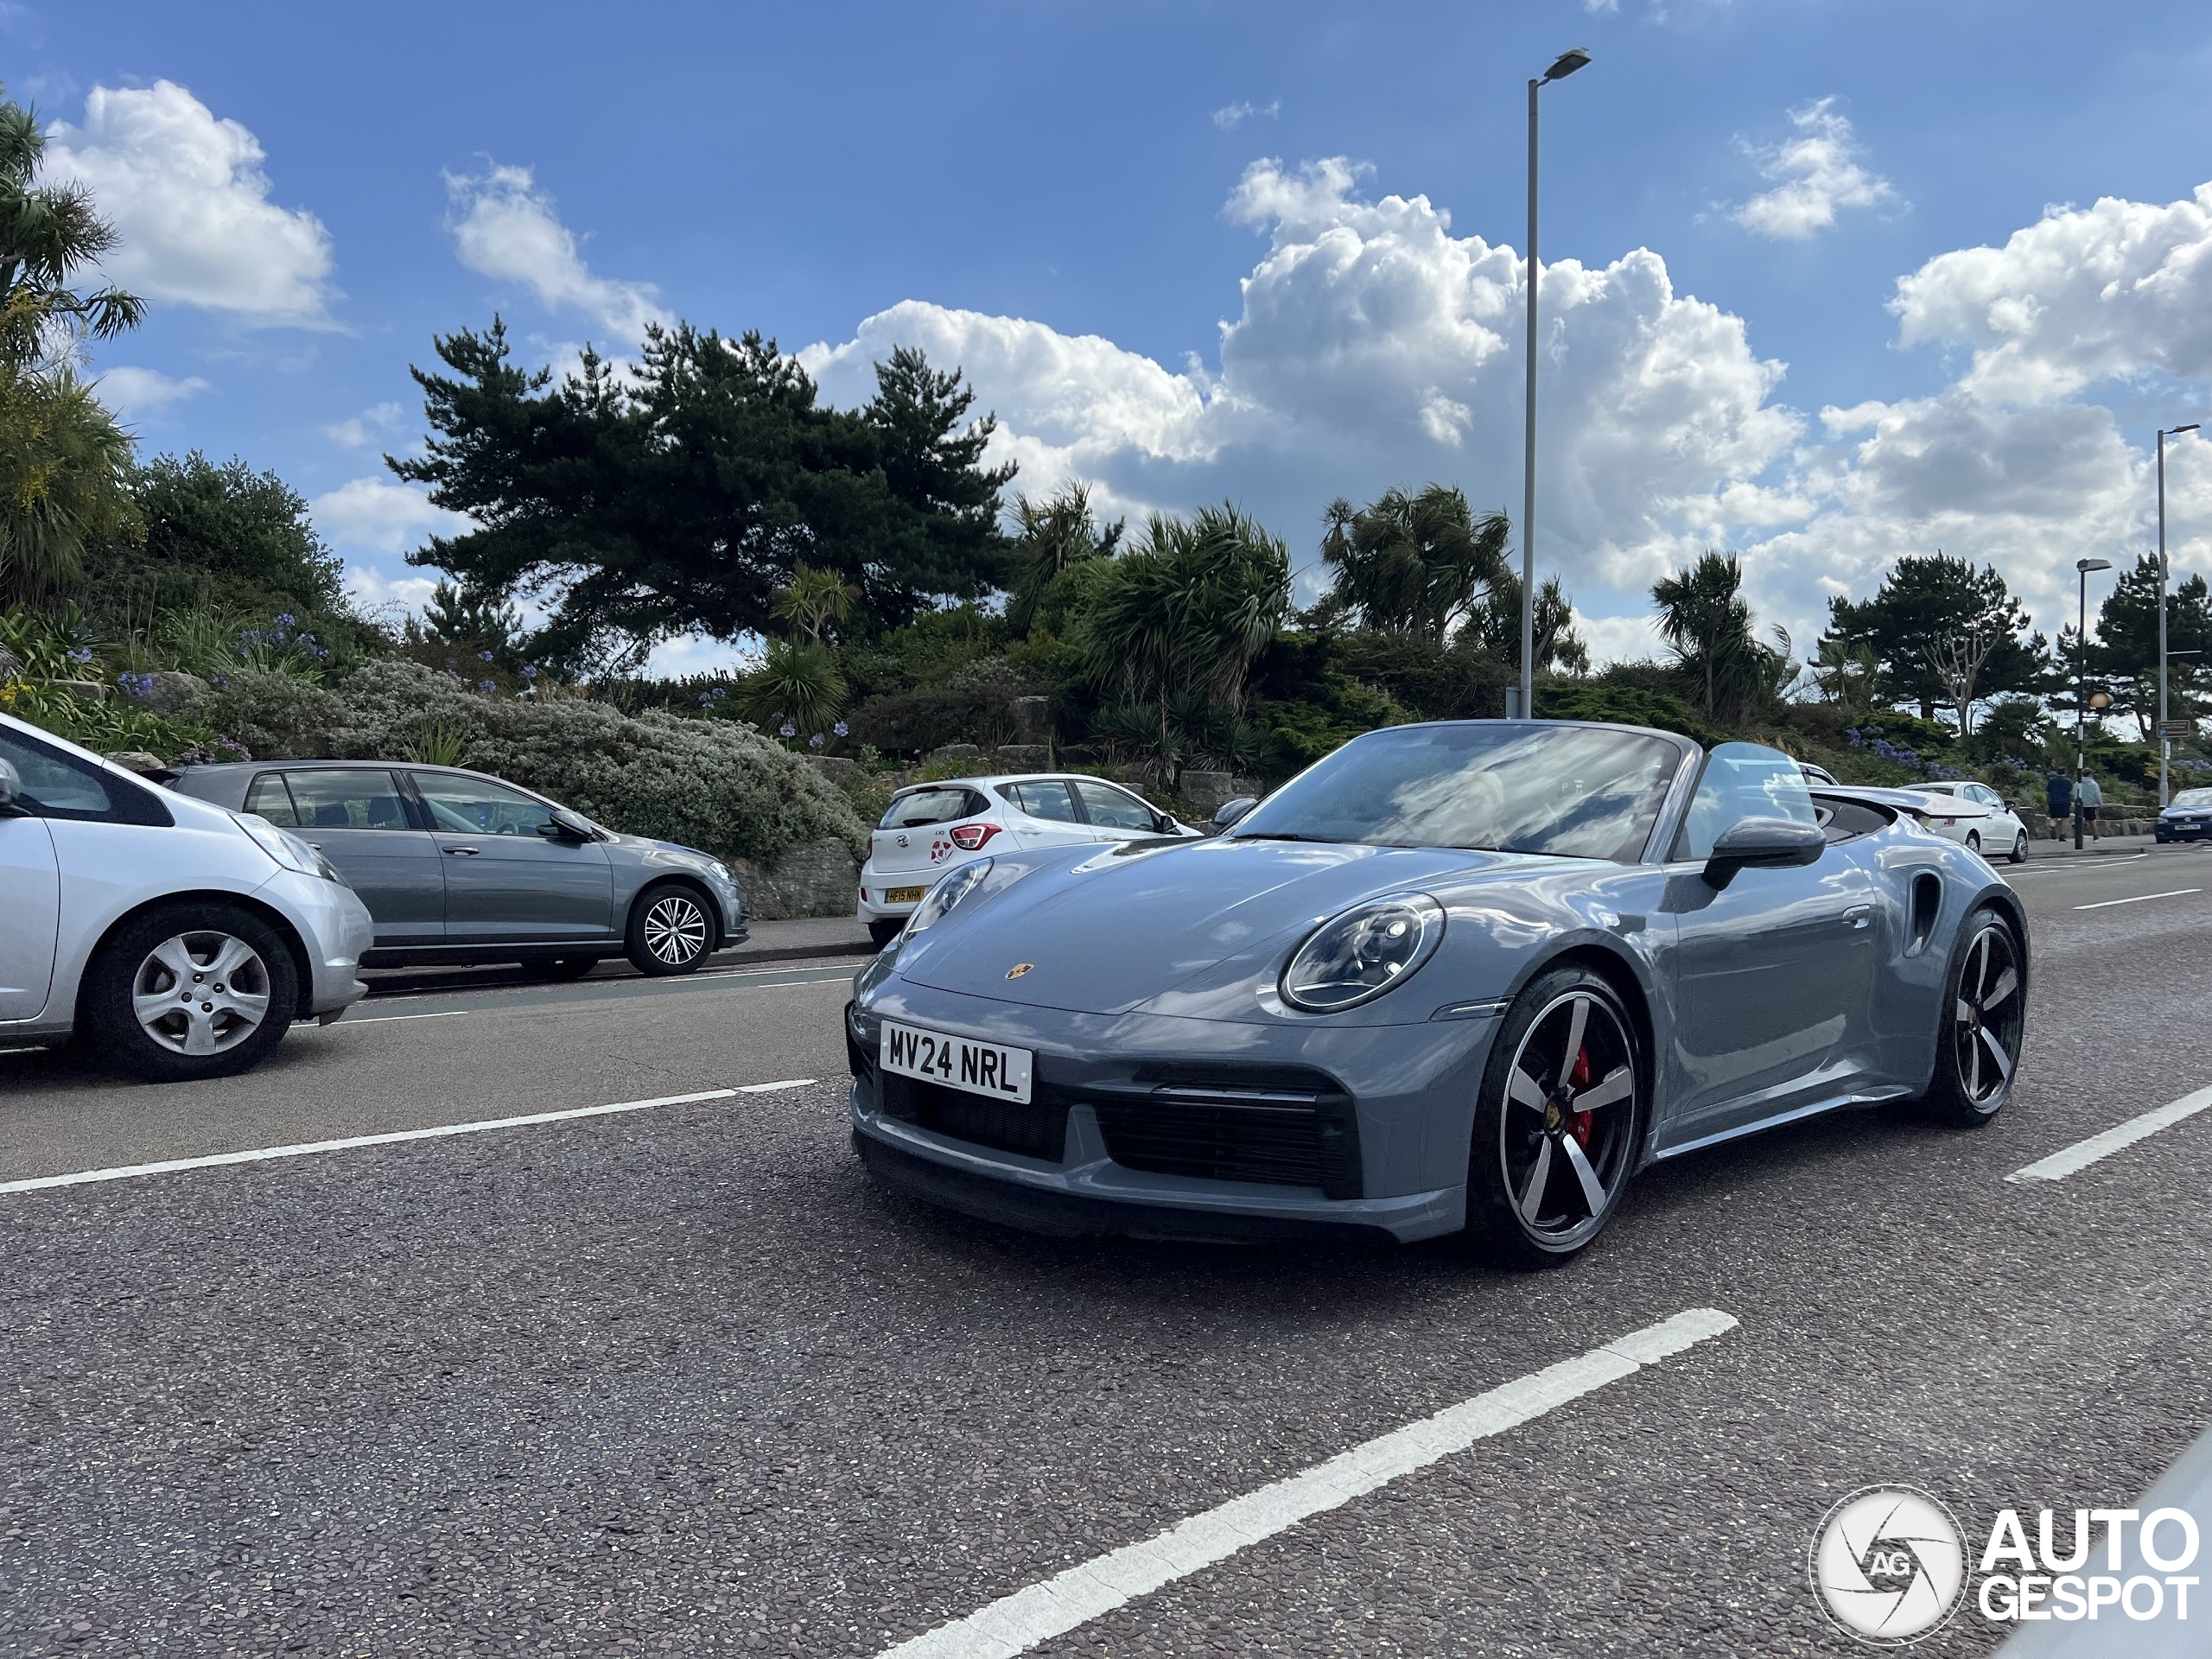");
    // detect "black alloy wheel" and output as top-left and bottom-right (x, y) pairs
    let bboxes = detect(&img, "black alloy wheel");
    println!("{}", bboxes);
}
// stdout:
(1466, 966), (1643, 1264)
(626, 885), (712, 977)
(1921, 909), (2025, 1125)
